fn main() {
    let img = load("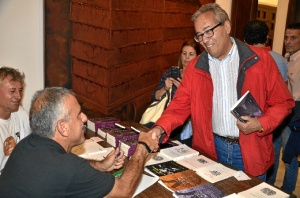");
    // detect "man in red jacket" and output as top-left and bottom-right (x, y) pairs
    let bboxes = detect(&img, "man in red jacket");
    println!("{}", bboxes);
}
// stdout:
(149, 3), (294, 180)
